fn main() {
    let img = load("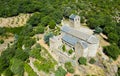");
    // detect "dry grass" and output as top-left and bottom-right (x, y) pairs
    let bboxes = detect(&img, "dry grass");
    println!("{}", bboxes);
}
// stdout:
(86, 64), (105, 76)
(98, 35), (110, 47)
(113, 56), (120, 66)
